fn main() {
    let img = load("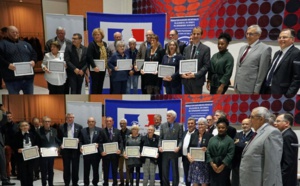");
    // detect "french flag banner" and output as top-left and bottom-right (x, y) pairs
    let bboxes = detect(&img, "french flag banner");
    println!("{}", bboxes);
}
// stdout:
(86, 12), (166, 47)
